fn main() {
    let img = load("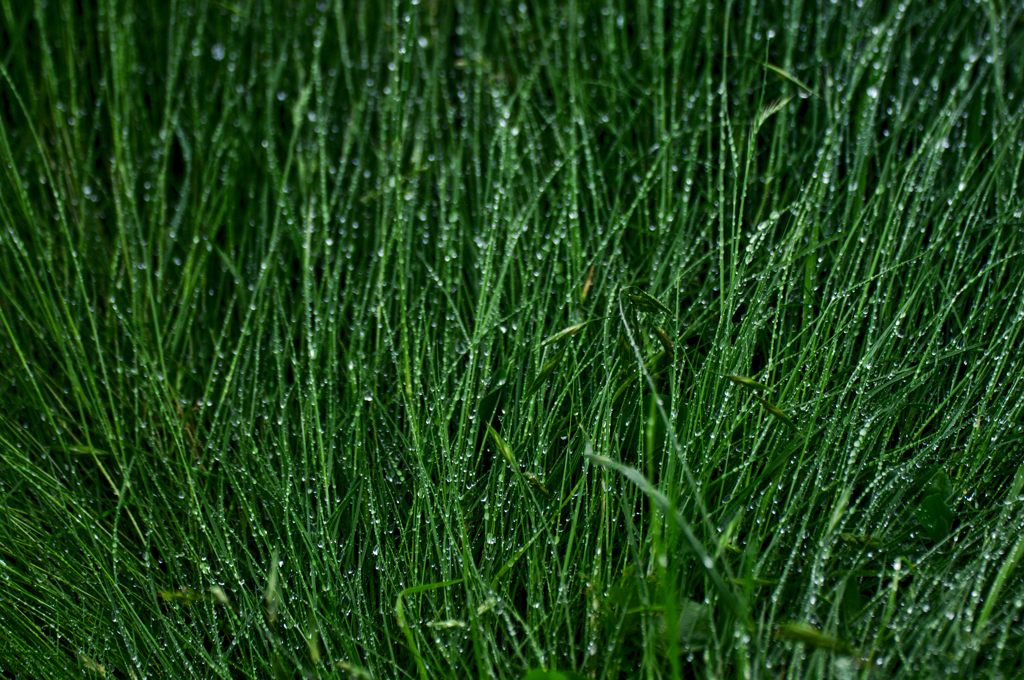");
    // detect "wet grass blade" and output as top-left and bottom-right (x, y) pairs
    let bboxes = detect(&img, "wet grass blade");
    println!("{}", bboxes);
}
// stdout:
(585, 452), (752, 630)
(755, 60), (822, 100)
(611, 349), (669, 405)
(523, 471), (552, 498)
(625, 287), (672, 316)
(157, 587), (207, 605)
(724, 374), (769, 392)
(396, 579), (464, 680)
(488, 424), (517, 469)
(580, 264), (594, 303)
(839, 533), (885, 549)
(773, 622), (862, 659)
(265, 548), (281, 625)
(978, 531), (1024, 633)
(755, 395), (799, 431)
(540, 319), (600, 347)
(653, 327), (675, 358)
(526, 345), (566, 397)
